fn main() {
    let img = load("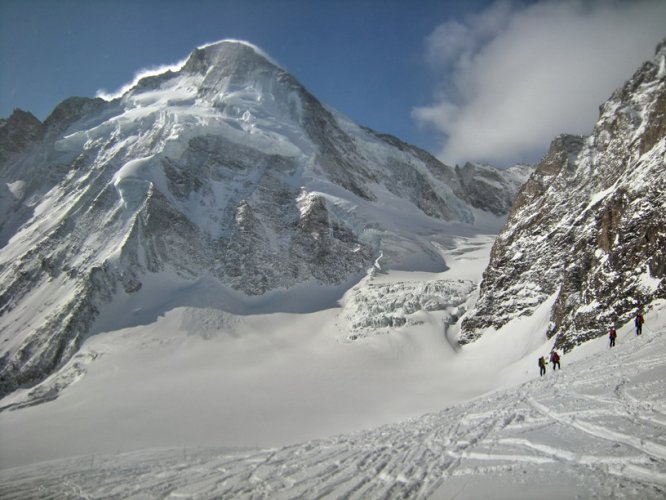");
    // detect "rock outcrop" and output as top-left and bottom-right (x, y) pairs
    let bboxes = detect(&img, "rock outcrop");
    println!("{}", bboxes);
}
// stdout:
(461, 40), (666, 351)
